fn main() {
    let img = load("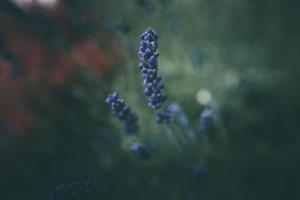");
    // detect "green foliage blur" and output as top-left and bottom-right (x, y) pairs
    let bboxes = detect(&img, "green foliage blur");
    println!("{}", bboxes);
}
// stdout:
(0, 0), (299, 199)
